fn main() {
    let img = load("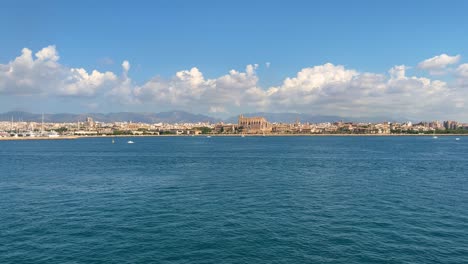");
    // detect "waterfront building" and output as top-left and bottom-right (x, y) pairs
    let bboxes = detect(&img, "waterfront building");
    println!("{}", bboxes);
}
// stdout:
(214, 123), (237, 133)
(86, 117), (95, 128)
(444, 120), (459, 130)
(238, 115), (271, 134)
(272, 123), (293, 133)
